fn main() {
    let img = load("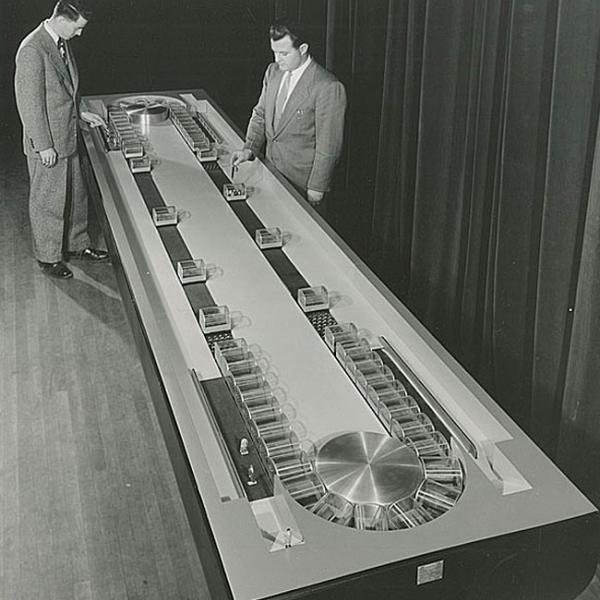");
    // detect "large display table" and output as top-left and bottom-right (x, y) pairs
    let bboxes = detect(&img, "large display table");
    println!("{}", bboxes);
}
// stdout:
(81, 89), (598, 600)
